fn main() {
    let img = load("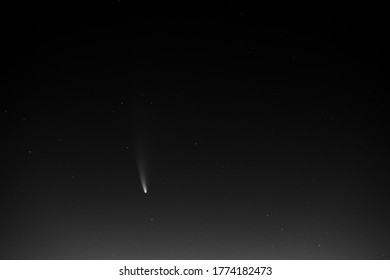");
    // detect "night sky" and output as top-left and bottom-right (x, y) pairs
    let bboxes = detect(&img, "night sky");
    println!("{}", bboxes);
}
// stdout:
(2, 1), (390, 259)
